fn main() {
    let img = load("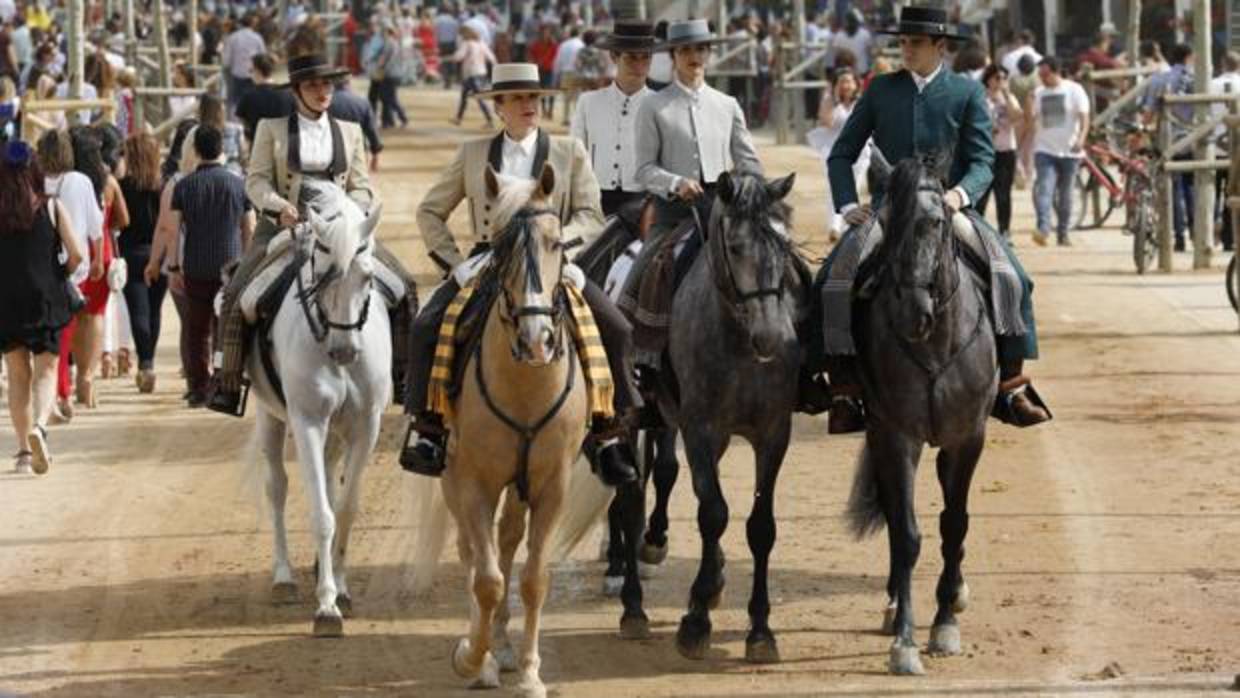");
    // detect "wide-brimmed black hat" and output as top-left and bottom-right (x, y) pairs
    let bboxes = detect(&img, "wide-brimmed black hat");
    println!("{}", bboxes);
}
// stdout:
(596, 20), (658, 52)
(278, 53), (351, 89)
(877, 6), (968, 40)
